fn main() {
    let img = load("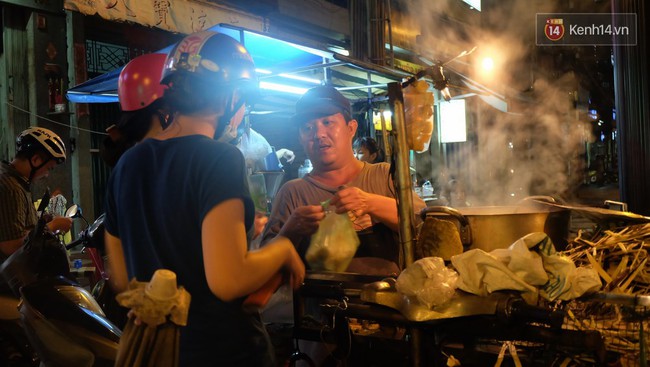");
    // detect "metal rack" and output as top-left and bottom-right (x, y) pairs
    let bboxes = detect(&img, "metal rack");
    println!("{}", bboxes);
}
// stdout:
(563, 292), (650, 367)
(292, 271), (610, 366)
